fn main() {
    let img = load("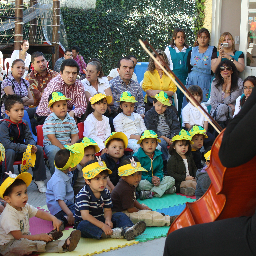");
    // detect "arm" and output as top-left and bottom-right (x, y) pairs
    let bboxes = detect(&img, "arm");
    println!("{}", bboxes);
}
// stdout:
(135, 84), (145, 115)
(211, 52), (221, 73)
(70, 133), (79, 144)
(169, 110), (180, 138)
(23, 88), (34, 106)
(47, 134), (64, 149)
(104, 207), (113, 228)
(209, 80), (220, 111)
(167, 157), (186, 182)
(144, 111), (159, 136)
(203, 121), (208, 132)
(85, 91), (91, 104)
(72, 83), (87, 118)
(58, 200), (75, 225)
(134, 200), (151, 210)
(187, 50), (192, 73)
